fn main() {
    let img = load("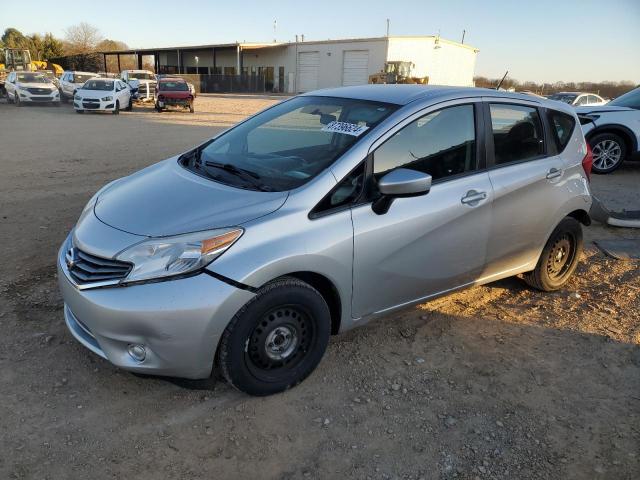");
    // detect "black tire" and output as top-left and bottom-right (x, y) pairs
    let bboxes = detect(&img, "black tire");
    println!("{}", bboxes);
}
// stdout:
(15, 94), (22, 107)
(125, 97), (133, 111)
(155, 103), (163, 112)
(523, 217), (583, 291)
(76, 109), (84, 114)
(189, 100), (194, 113)
(112, 100), (120, 115)
(6, 91), (13, 104)
(589, 133), (627, 174)
(218, 277), (331, 396)
(60, 90), (68, 104)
